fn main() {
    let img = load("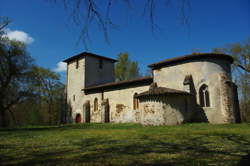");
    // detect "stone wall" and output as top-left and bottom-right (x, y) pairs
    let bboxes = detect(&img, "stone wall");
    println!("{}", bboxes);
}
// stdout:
(66, 54), (239, 125)
(140, 95), (195, 125)
(85, 56), (115, 87)
(66, 56), (115, 123)
(66, 57), (85, 123)
(153, 58), (234, 123)
(84, 85), (149, 123)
